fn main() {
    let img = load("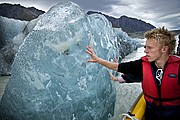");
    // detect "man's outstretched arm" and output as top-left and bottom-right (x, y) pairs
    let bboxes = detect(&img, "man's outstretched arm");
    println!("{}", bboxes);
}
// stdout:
(86, 46), (119, 71)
